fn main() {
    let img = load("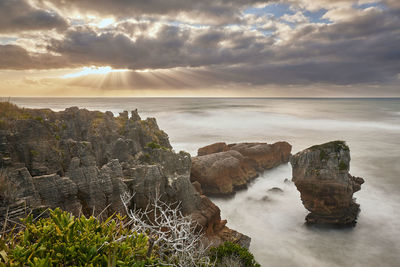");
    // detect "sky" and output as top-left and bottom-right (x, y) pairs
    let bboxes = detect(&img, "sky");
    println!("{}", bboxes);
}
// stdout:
(0, 0), (399, 97)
